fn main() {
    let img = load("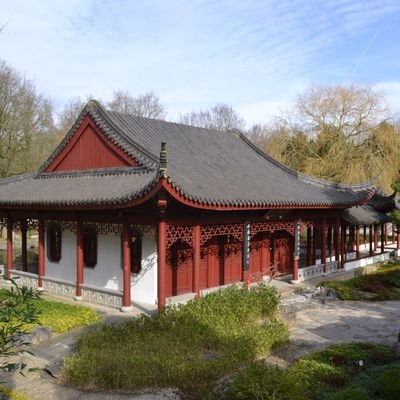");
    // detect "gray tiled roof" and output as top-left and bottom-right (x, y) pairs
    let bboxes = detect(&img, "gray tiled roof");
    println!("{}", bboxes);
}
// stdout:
(0, 168), (159, 207)
(341, 205), (392, 226)
(0, 100), (375, 209)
